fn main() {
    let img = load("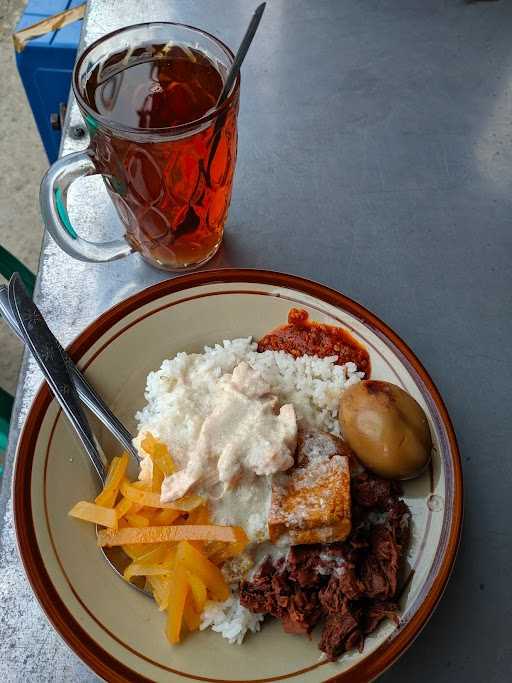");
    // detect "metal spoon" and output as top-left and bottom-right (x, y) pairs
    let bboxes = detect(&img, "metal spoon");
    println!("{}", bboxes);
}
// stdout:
(0, 285), (138, 462)
(216, 2), (266, 106)
(3, 274), (148, 593)
(206, 3), (266, 177)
